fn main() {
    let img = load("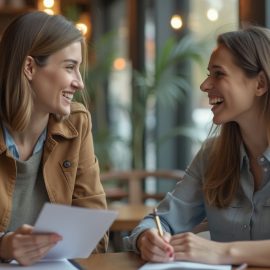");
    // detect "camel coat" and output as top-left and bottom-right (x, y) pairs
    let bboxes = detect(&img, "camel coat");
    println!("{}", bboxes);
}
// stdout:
(0, 102), (108, 253)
